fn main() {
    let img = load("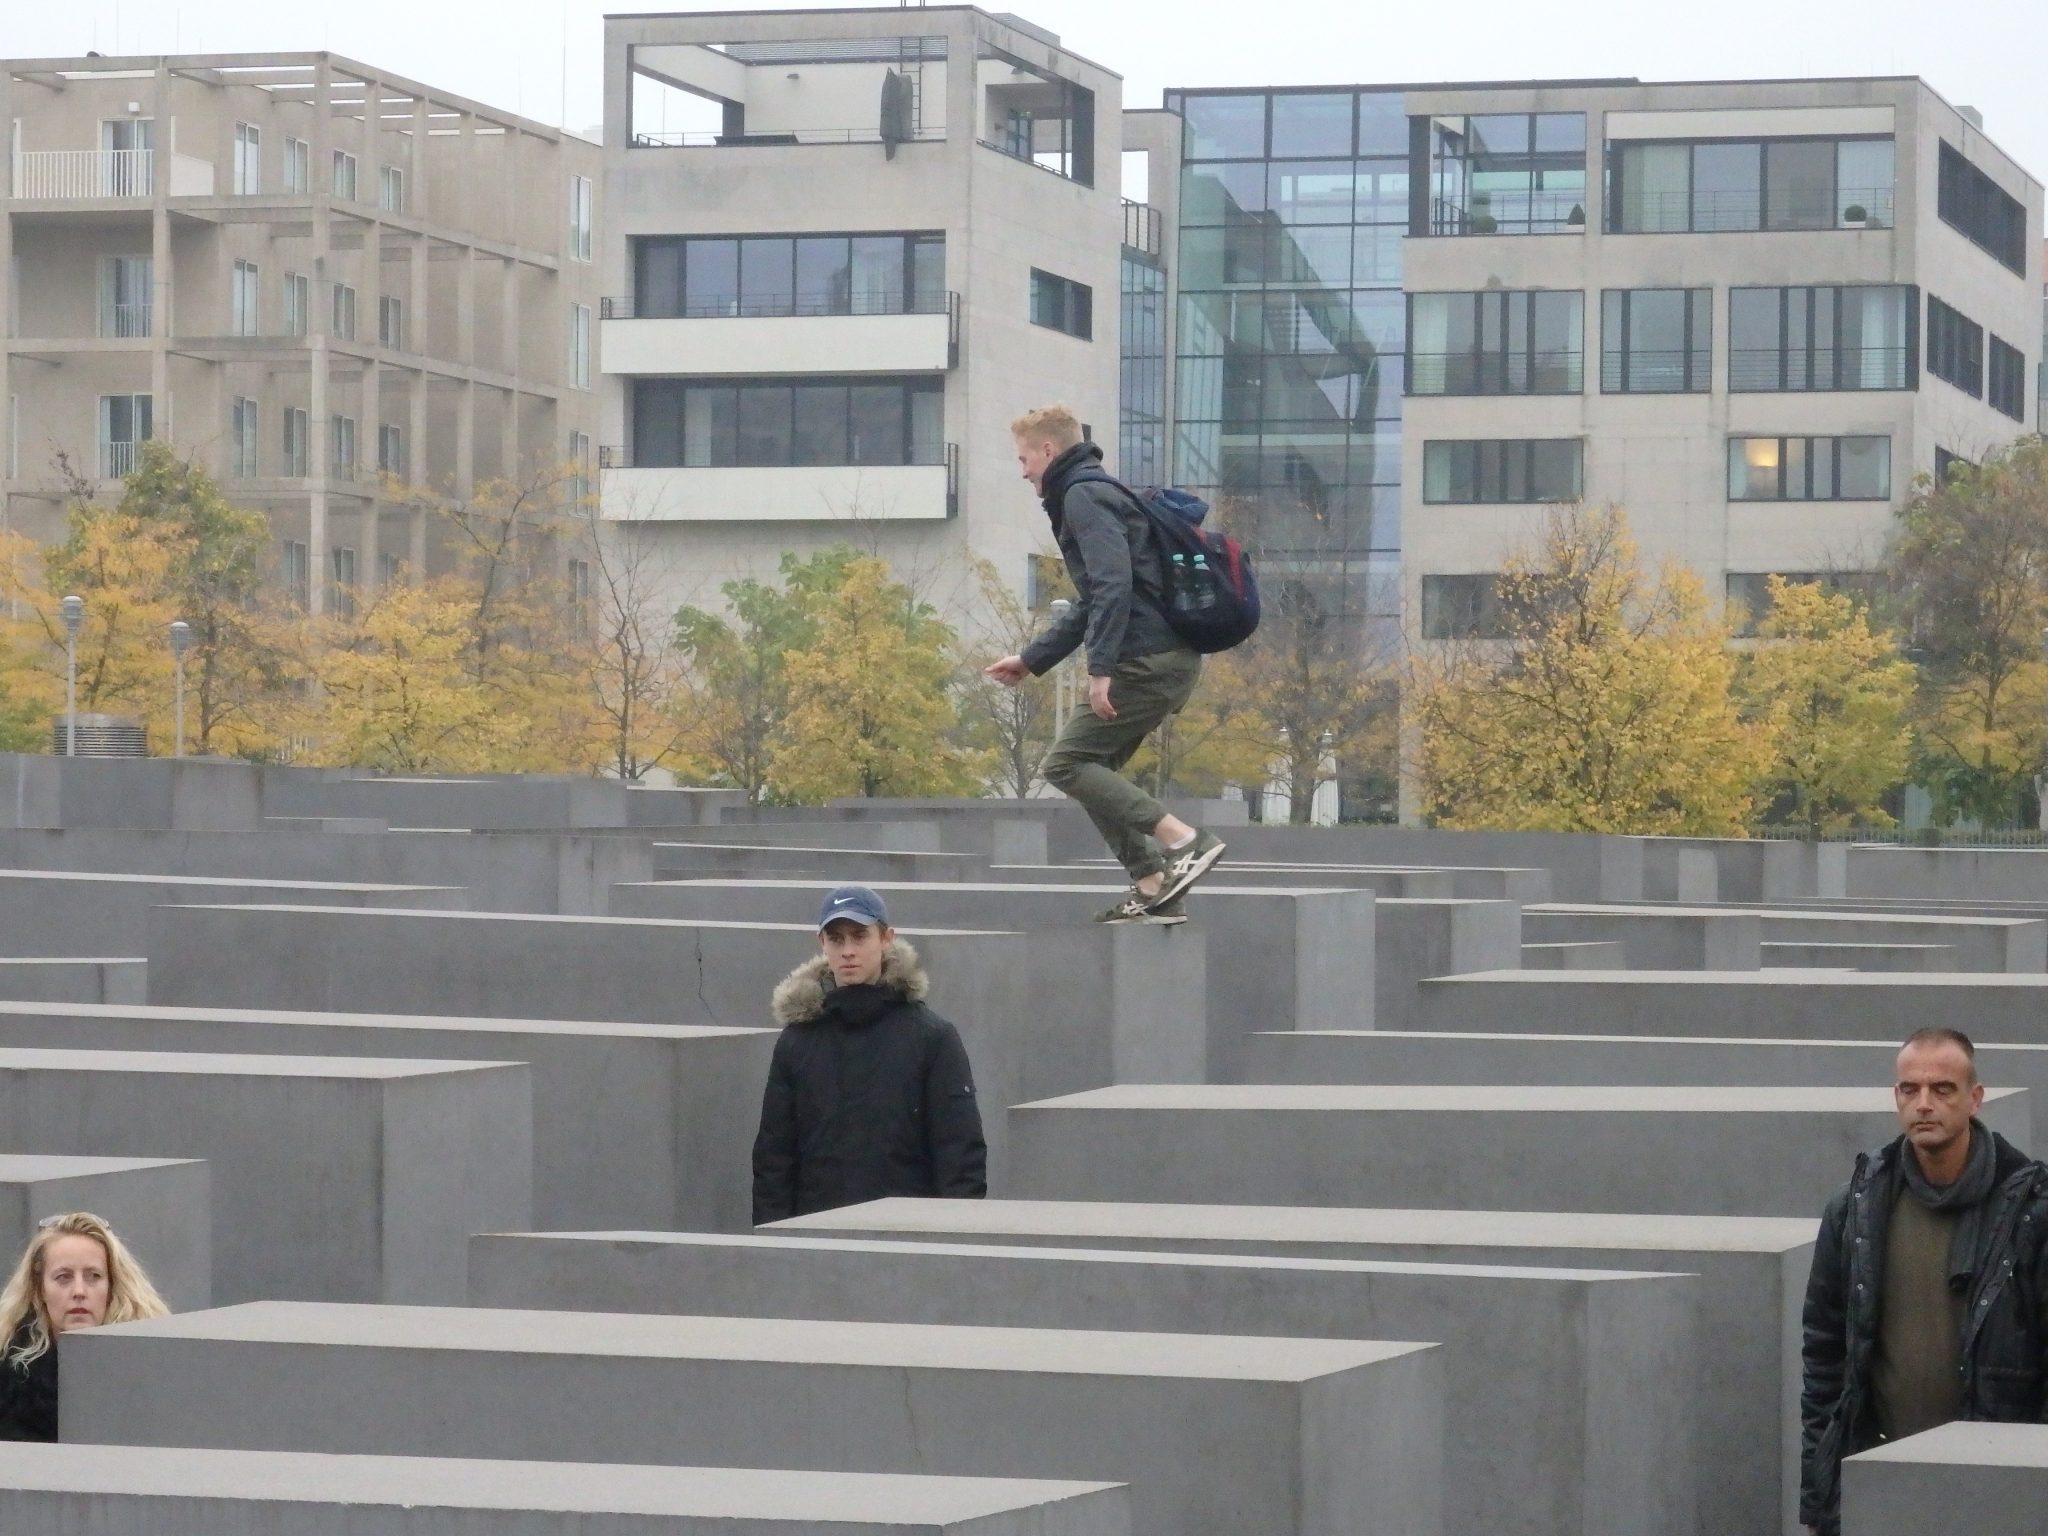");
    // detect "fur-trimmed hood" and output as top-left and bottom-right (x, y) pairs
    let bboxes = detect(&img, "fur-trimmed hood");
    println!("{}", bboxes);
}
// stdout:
(771, 939), (929, 1026)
